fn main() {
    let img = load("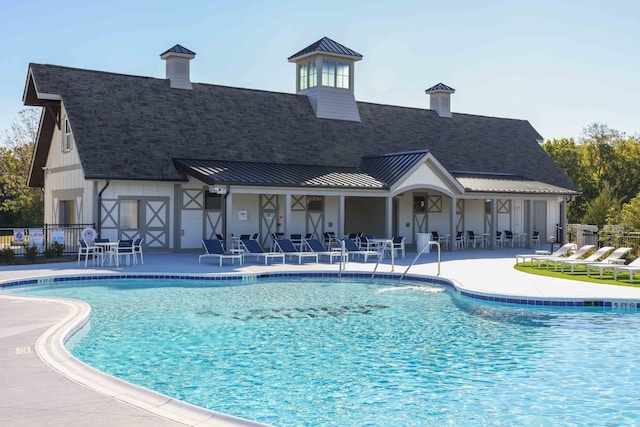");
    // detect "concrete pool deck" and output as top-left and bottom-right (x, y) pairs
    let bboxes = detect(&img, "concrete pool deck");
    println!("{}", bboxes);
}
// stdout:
(2, 247), (640, 426)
